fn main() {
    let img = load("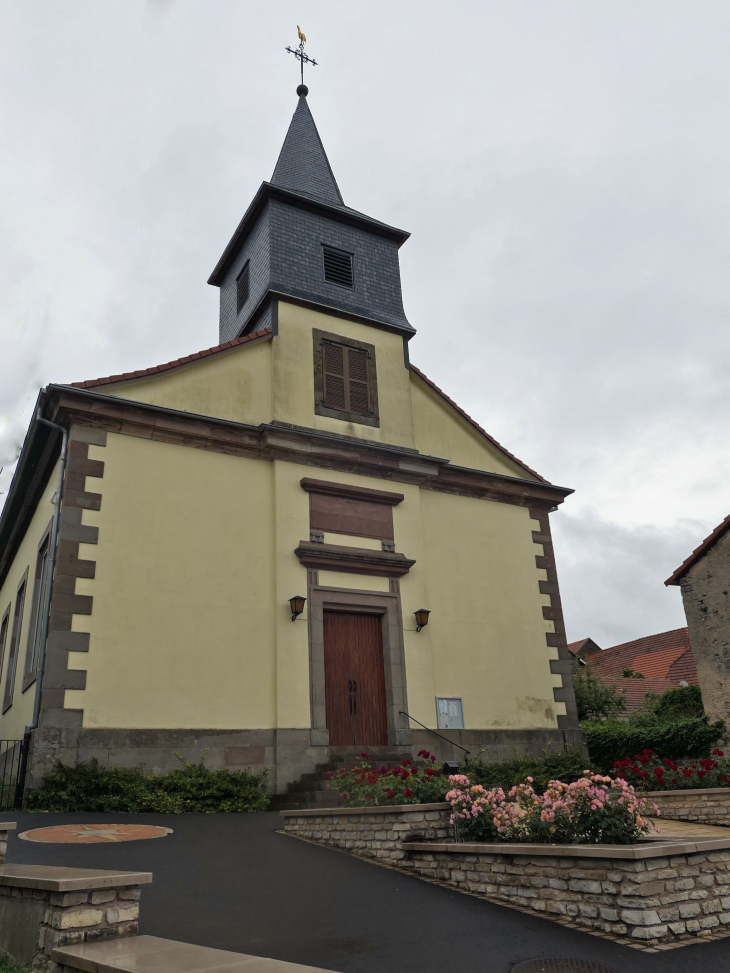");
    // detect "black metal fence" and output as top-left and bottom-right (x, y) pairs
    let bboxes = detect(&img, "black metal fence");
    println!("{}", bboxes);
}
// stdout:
(0, 738), (29, 809)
